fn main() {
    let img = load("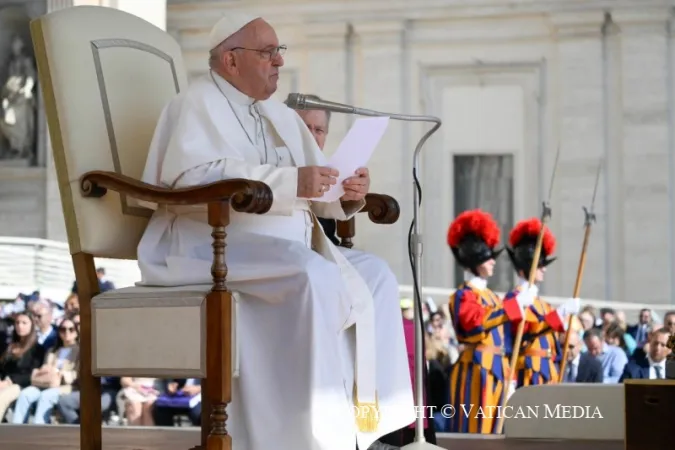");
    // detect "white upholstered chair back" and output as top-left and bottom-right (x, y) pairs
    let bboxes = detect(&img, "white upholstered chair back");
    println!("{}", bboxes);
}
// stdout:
(31, 6), (187, 259)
